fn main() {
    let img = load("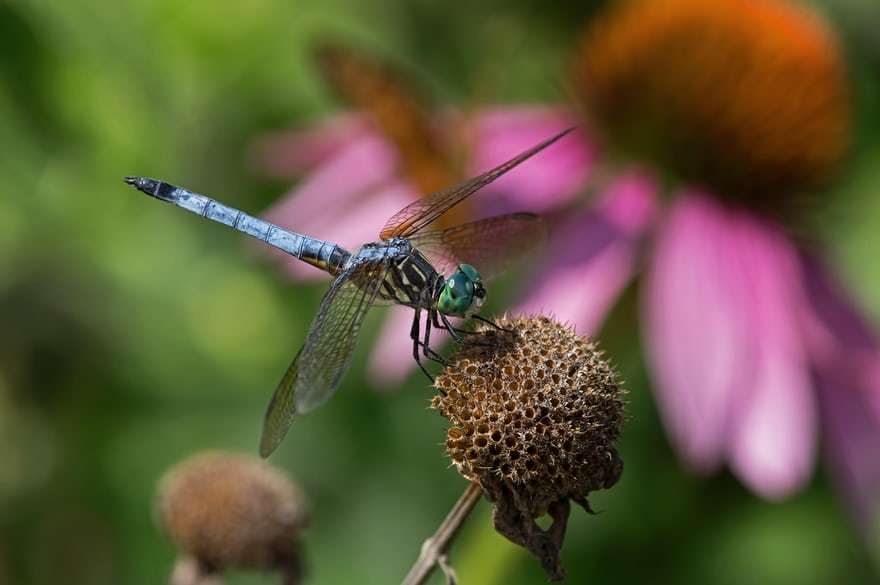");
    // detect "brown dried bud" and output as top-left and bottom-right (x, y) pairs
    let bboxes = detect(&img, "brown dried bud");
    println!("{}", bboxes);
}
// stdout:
(155, 451), (309, 584)
(432, 315), (624, 580)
